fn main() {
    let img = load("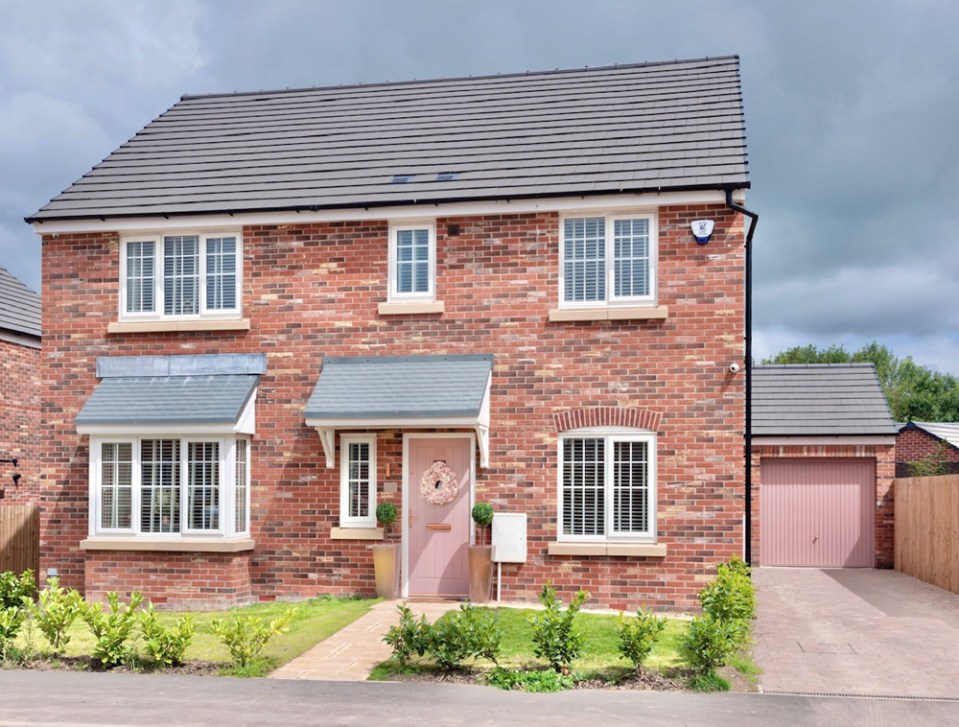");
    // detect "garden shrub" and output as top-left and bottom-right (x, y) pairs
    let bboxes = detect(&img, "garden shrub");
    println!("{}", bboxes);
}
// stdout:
(0, 604), (28, 658)
(426, 601), (501, 670)
(487, 666), (575, 692)
(139, 603), (196, 667)
(82, 591), (144, 668)
(682, 613), (738, 674)
(0, 570), (36, 609)
(383, 602), (430, 666)
(31, 577), (84, 654)
(699, 557), (756, 645)
(529, 581), (589, 673)
(617, 607), (666, 671)
(211, 609), (294, 668)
